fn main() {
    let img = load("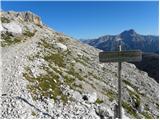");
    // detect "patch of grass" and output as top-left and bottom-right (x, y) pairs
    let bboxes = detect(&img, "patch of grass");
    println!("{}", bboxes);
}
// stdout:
(43, 53), (65, 67)
(72, 83), (82, 89)
(23, 66), (68, 103)
(88, 71), (101, 80)
(1, 32), (23, 47)
(63, 75), (75, 85)
(123, 79), (140, 94)
(23, 30), (35, 37)
(1, 32), (12, 47)
(122, 101), (138, 118)
(128, 89), (141, 109)
(104, 89), (117, 102)
(1, 17), (10, 23)
(95, 98), (104, 104)
(57, 37), (66, 43)
(13, 37), (21, 43)
(31, 111), (36, 116)
(123, 79), (138, 91)
(141, 111), (153, 119)
(123, 79), (133, 87)
(38, 39), (53, 49)
(67, 67), (84, 81)
(75, 58), (88, 66)
(38, 39), (66, 68)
